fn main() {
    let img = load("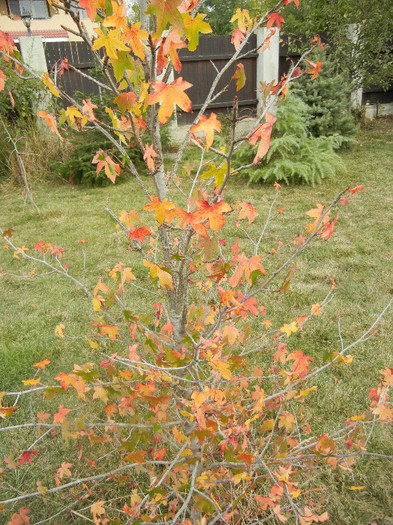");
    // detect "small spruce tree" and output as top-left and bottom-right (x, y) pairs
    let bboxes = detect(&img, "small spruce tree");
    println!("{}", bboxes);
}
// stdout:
(235, 93), (345, 185)
(292, 51), (357, 143)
